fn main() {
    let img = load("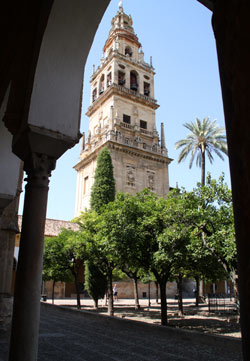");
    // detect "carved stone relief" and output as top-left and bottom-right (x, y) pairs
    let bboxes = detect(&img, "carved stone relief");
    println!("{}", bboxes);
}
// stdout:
(126, 165), (136, 186)
(147, 170), (155, 191)
(133, 106), (138, 116)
